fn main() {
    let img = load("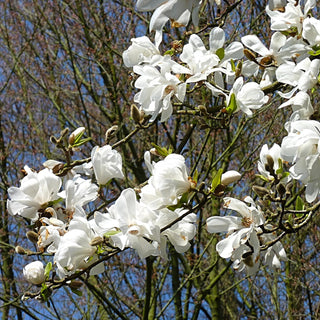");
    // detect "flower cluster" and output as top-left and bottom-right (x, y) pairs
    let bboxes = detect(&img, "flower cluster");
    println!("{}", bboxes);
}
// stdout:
(8, 137), (197, 281)
(8, 0), (320, 291)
